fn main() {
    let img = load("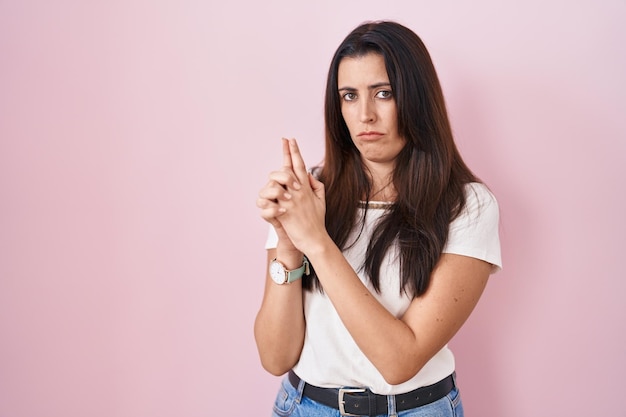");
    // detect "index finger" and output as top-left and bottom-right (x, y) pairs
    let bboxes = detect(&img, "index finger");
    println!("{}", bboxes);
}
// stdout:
(282, 138), (293, 169)
(288, 138), (308, 183)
